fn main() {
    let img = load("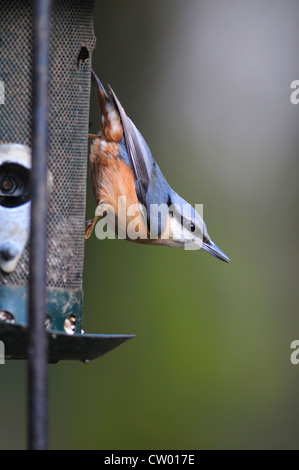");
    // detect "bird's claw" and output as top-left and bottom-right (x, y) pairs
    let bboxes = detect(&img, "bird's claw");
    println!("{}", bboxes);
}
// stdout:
(85, 216), (99, 240)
